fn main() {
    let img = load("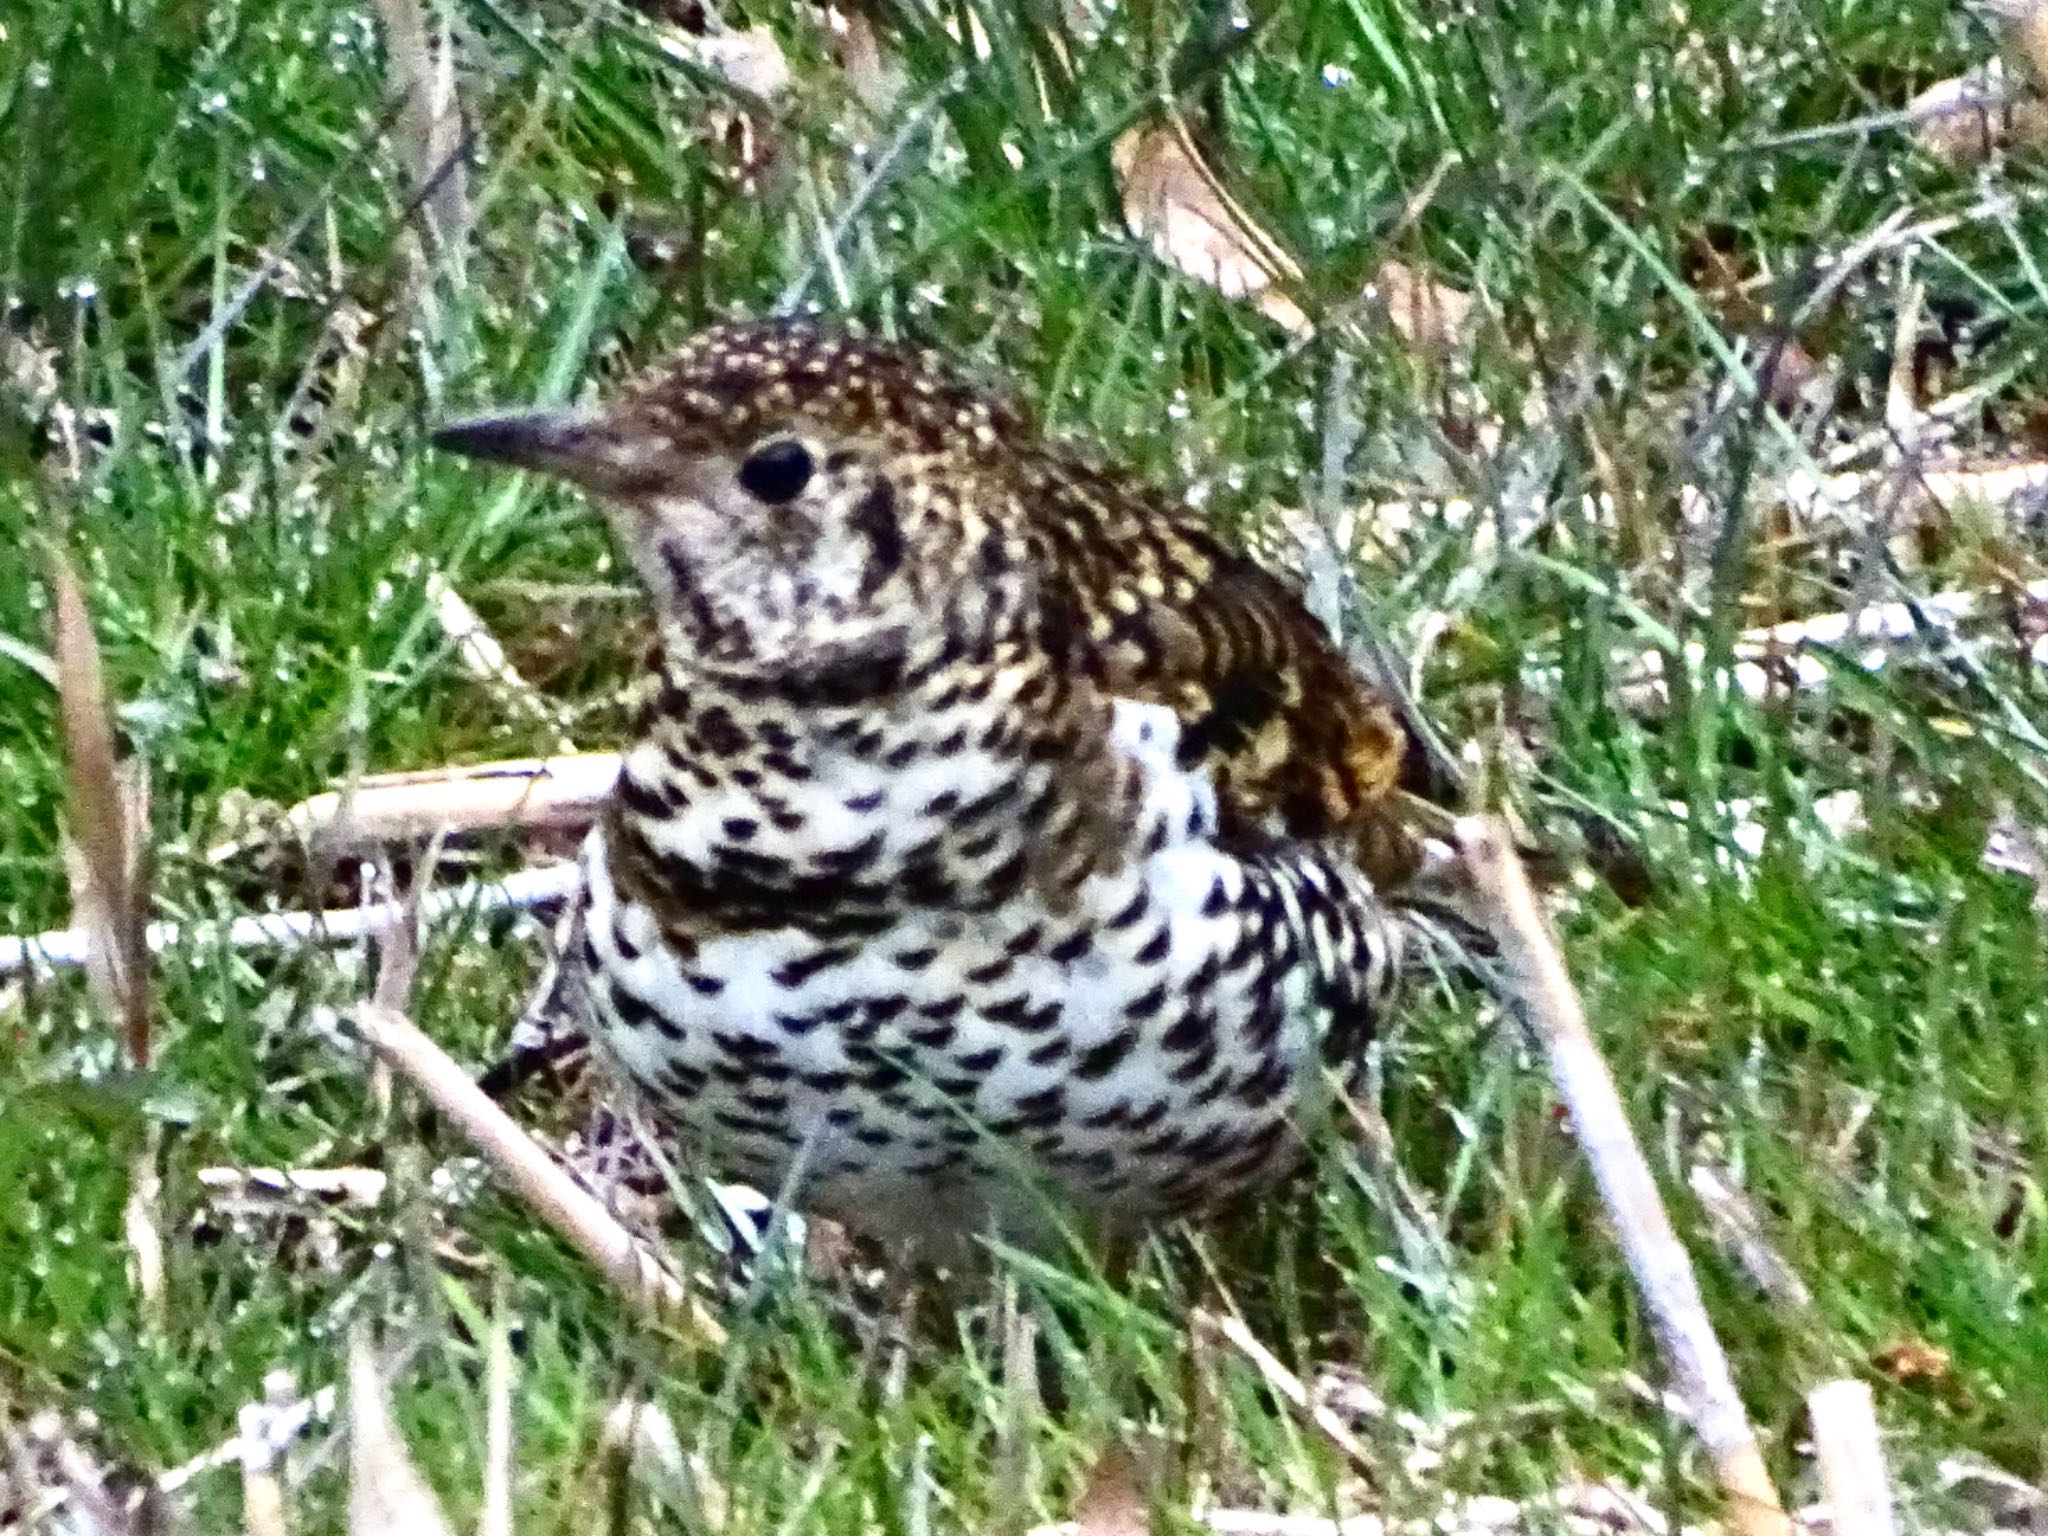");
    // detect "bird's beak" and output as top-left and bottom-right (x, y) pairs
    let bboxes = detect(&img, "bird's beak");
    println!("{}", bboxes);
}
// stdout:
(431, 407), (631, 490)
